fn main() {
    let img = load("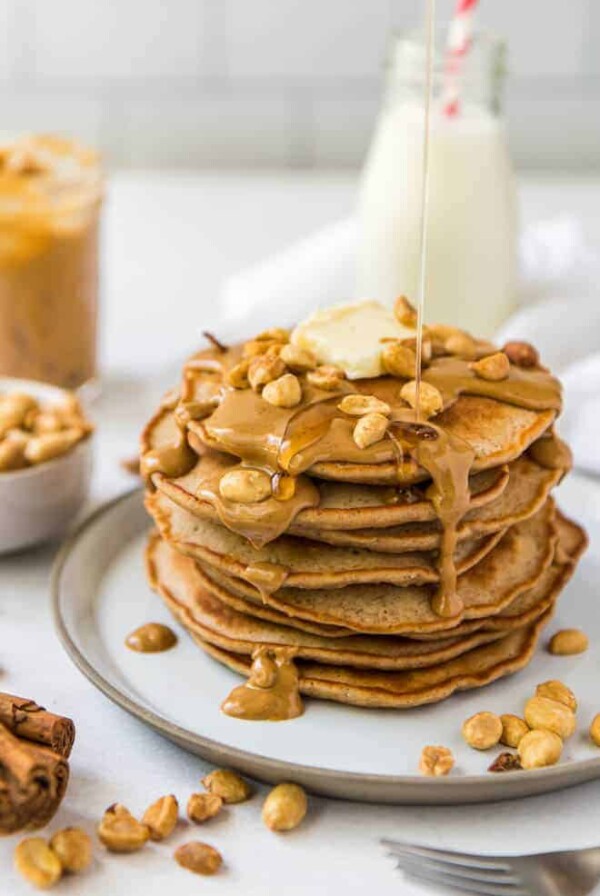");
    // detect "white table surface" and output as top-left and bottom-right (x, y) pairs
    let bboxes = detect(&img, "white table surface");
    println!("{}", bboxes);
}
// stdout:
(2, 170), (600, 895)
